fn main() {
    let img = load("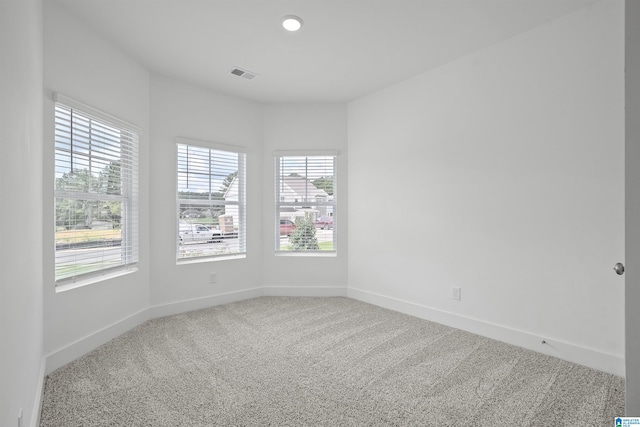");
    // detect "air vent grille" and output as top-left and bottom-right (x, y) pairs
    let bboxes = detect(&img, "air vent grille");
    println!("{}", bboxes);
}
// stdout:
(230, 67), (258, 80)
